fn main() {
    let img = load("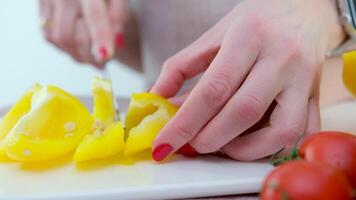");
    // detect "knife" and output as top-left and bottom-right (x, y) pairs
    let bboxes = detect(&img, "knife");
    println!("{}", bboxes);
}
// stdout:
(99, 67), (120, 121)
